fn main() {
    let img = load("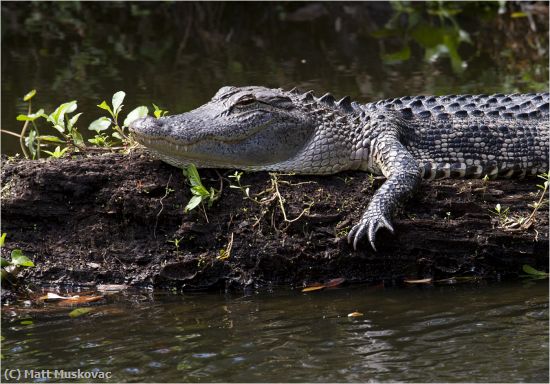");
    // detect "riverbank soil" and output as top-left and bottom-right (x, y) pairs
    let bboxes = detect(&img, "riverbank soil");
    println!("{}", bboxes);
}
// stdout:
(1, 150), (548, 291)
